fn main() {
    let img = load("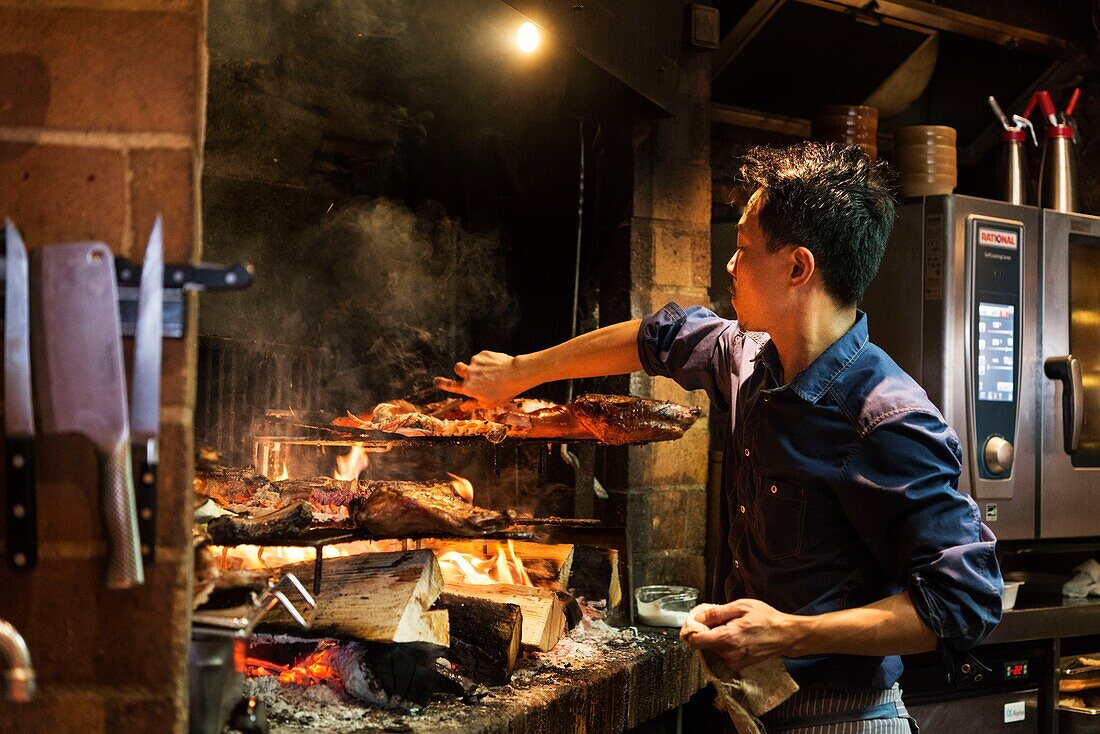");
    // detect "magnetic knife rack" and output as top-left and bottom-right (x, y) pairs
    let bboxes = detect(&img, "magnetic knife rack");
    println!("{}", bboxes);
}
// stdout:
(0, 236), (254, 337)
